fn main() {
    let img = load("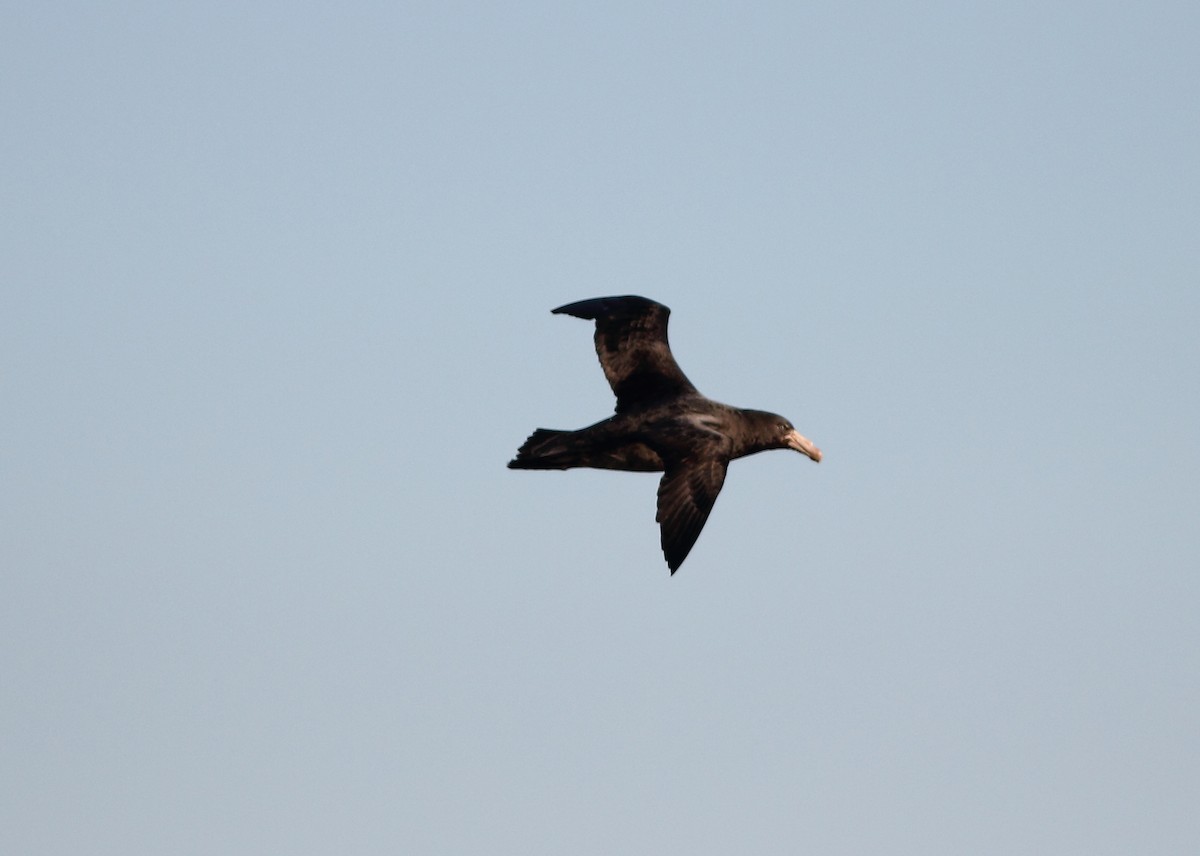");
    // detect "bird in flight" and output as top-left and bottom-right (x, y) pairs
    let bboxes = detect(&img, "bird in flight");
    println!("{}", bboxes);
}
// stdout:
(508, 296), (822, 574)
